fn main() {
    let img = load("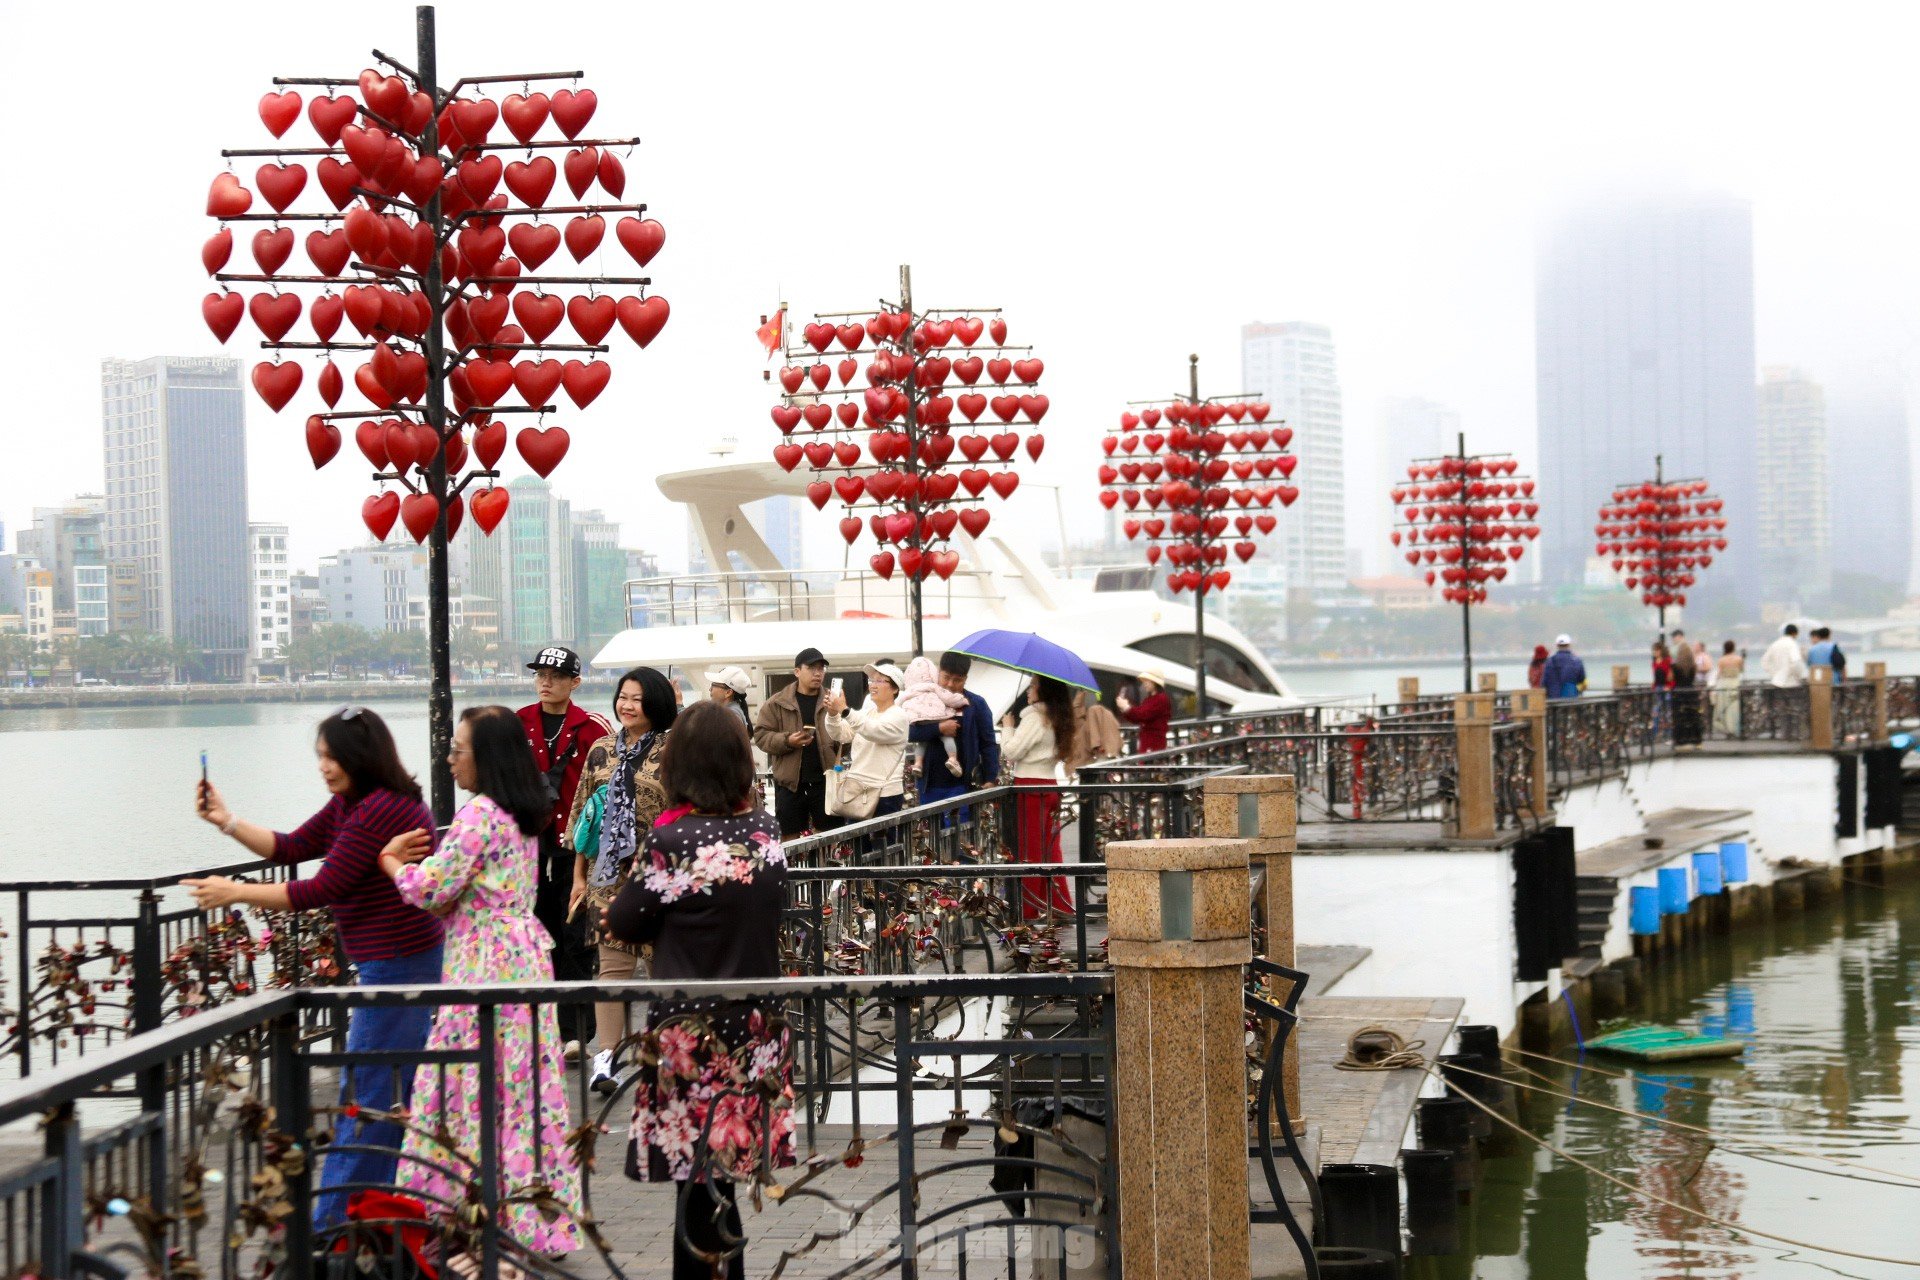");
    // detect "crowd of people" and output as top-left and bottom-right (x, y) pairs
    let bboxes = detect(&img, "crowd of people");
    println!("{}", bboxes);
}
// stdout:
(1529, 622), (1852, 743)
(181, 640), (1155, 1275)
